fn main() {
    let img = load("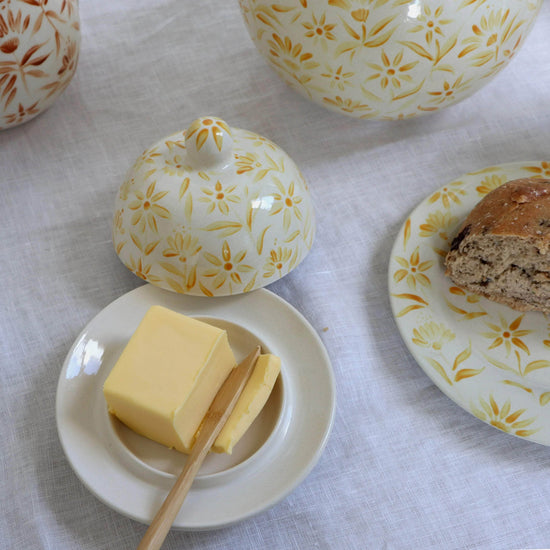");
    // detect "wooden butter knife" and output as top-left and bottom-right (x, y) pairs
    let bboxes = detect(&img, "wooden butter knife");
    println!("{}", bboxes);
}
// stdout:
(137, 345), (261, 550)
